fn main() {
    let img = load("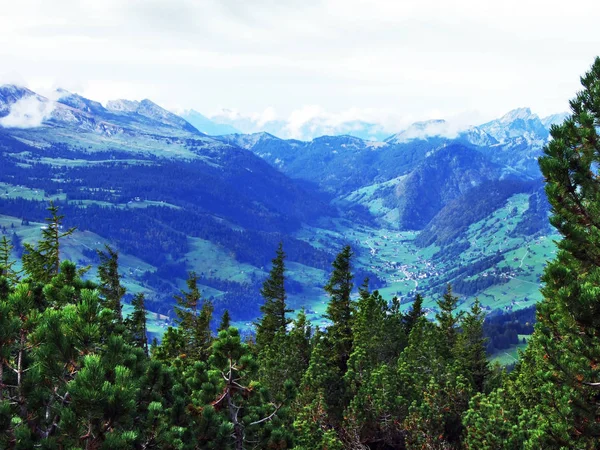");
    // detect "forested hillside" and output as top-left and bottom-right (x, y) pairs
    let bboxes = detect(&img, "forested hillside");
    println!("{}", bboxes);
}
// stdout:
(0, 80), (562, 330)
(1, 56), (600, 448)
